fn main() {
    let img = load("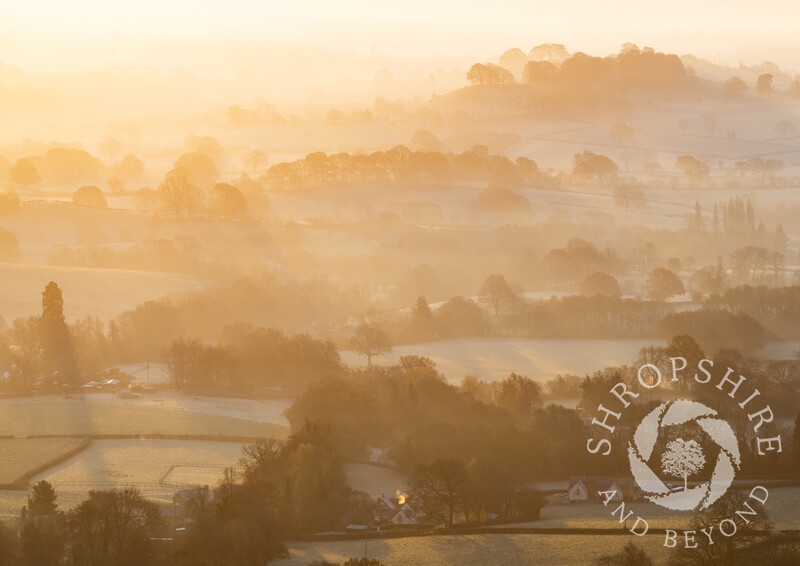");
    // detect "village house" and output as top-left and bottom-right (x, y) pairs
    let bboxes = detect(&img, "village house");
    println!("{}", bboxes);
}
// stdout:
(568, 476), (641, 502)
(373, 494), (427, 527)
